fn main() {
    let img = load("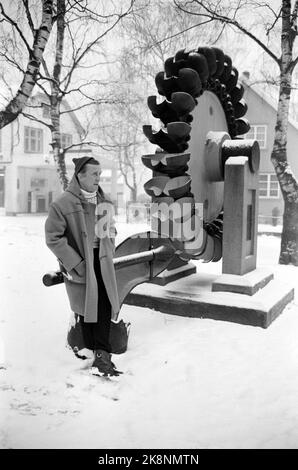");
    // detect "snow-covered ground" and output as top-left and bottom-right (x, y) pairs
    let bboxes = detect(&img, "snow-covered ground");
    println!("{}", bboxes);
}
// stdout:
(0, 214), (298, 449)
(258, 223), (282, 234)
